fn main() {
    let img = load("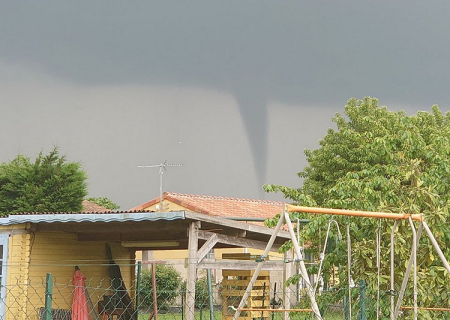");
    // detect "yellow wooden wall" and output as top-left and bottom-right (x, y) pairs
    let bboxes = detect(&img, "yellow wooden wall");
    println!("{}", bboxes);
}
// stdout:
(144, 200), (186, 212)
(6, 232), (31, 320)
(5, 230), (135, 320)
